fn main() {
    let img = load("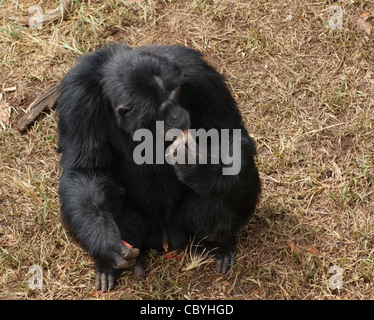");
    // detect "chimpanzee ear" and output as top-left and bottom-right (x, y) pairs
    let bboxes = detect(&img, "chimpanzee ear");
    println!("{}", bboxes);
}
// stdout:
(116, 104), (131, 115)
